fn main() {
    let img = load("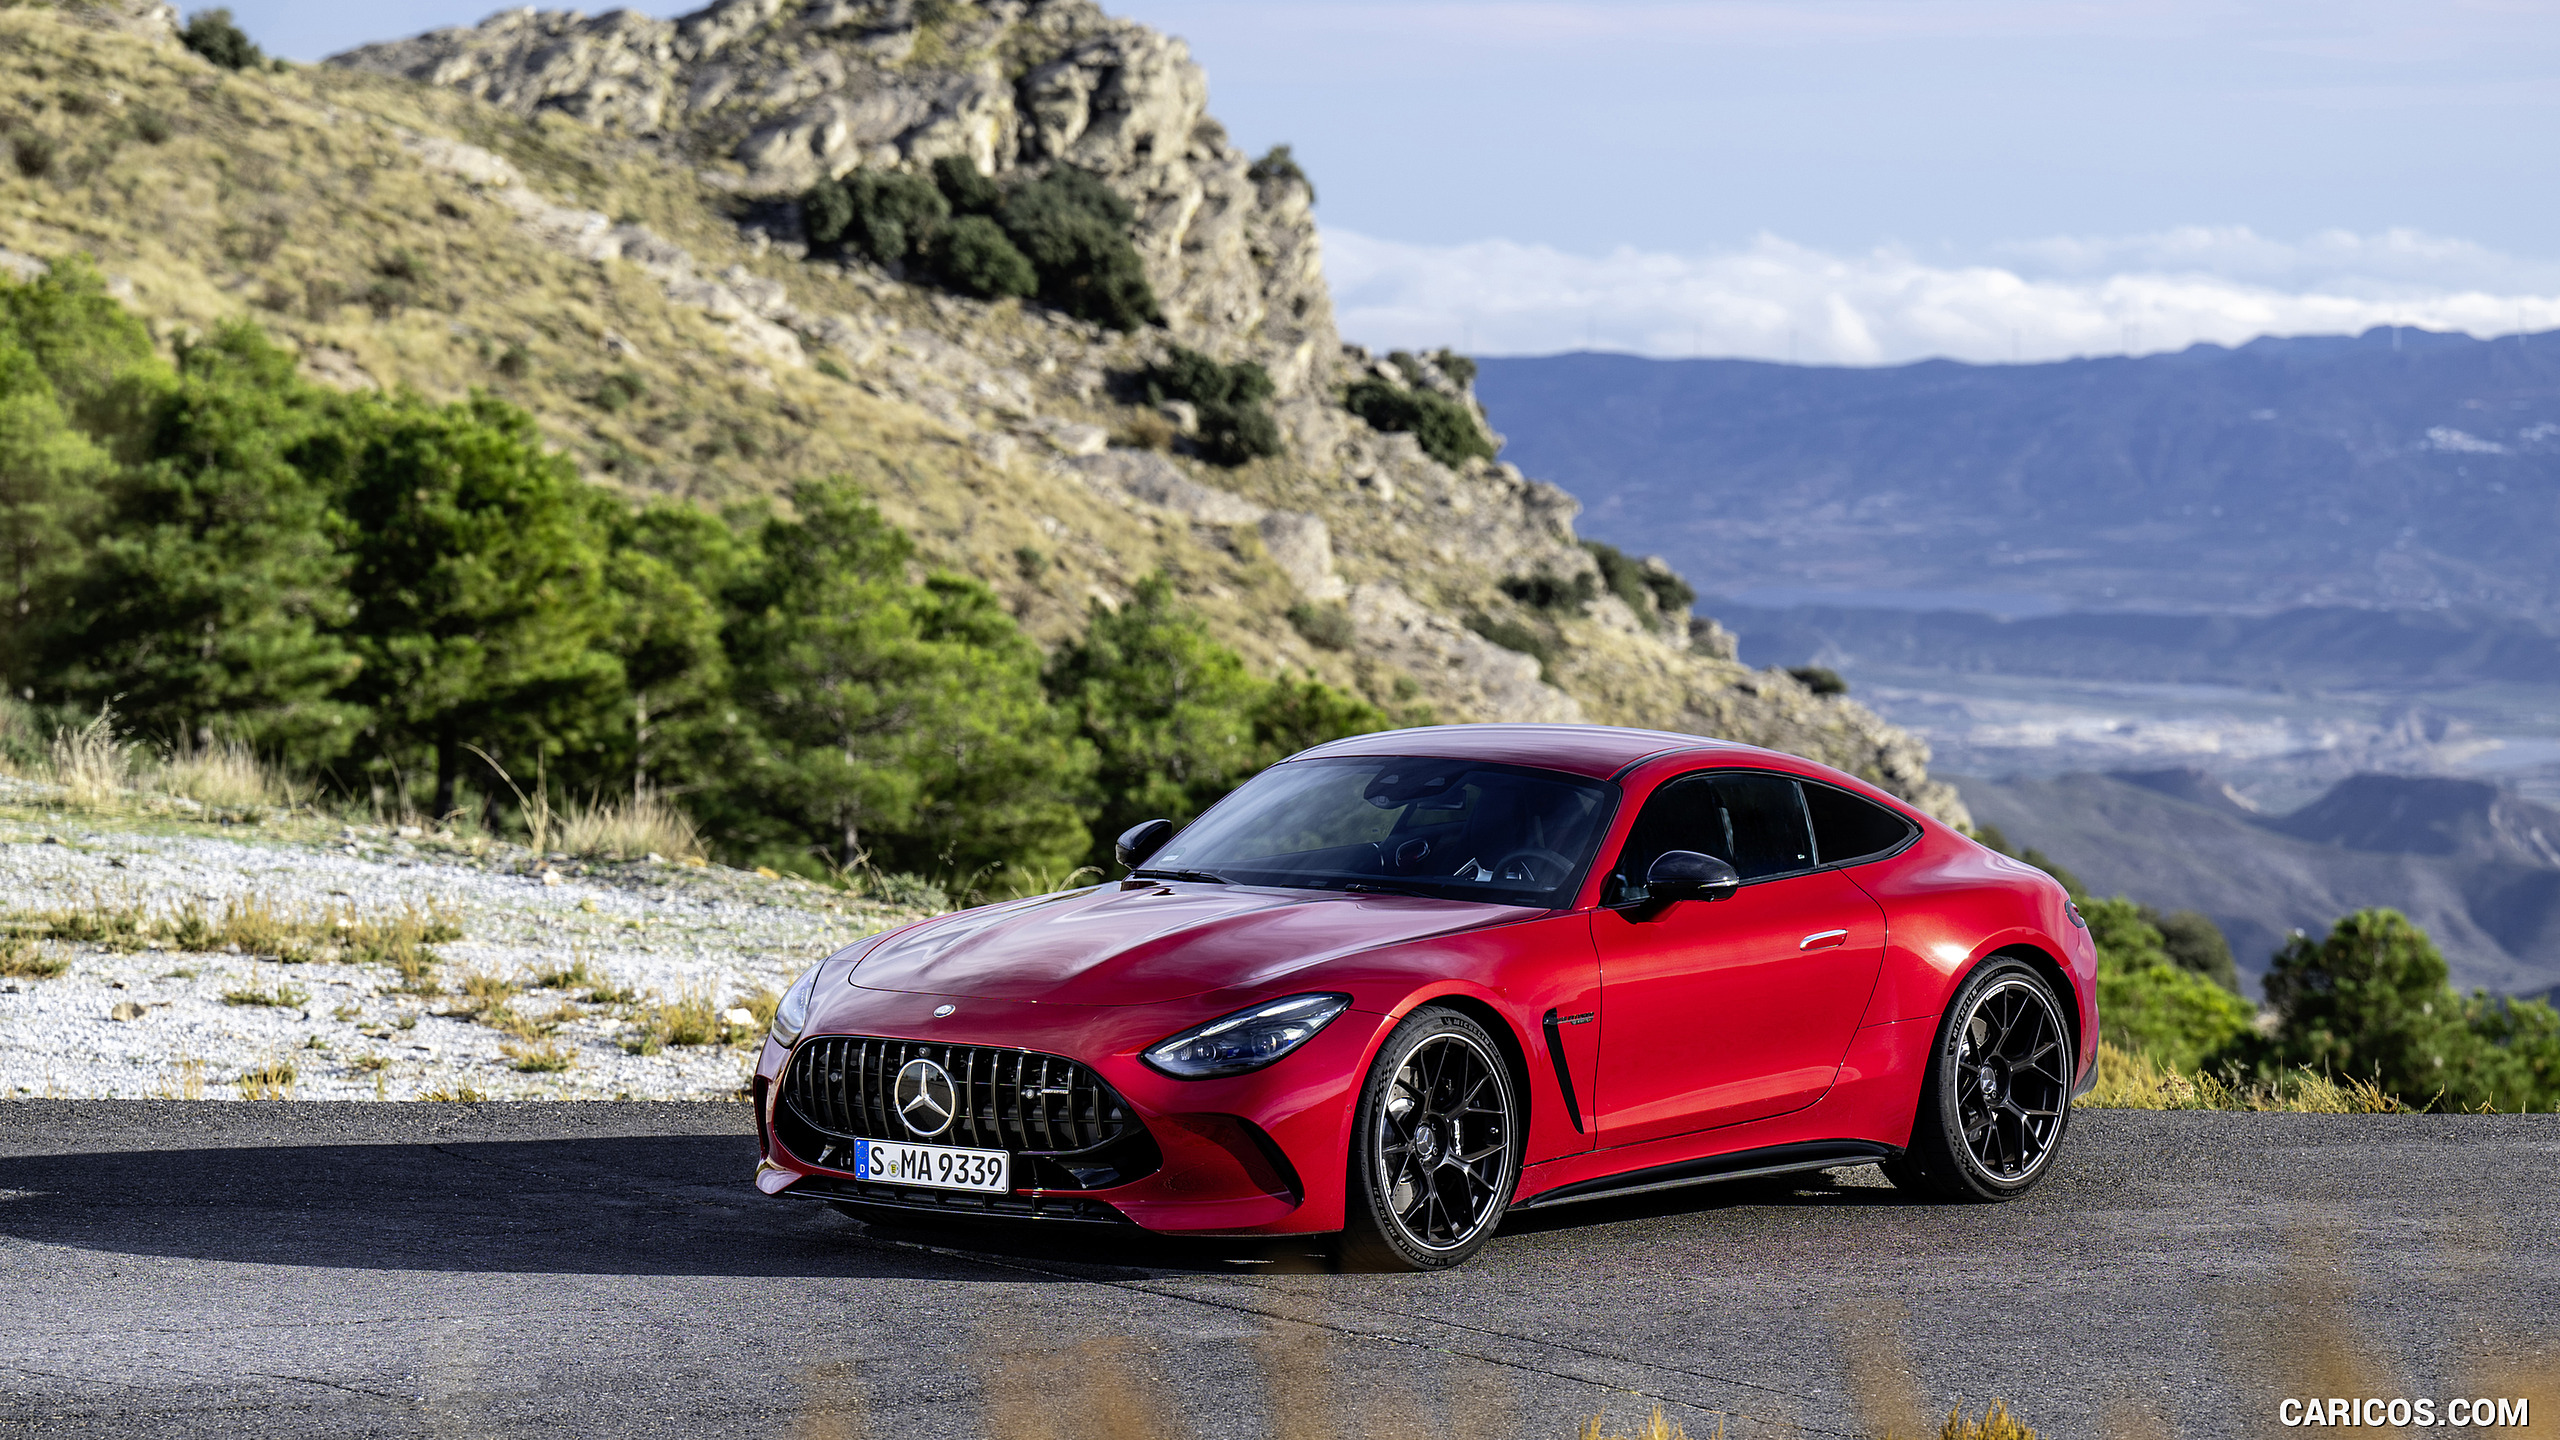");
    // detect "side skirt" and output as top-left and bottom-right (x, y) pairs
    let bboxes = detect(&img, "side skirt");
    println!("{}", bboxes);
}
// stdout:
(1511, 1139), (1900, 1211)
